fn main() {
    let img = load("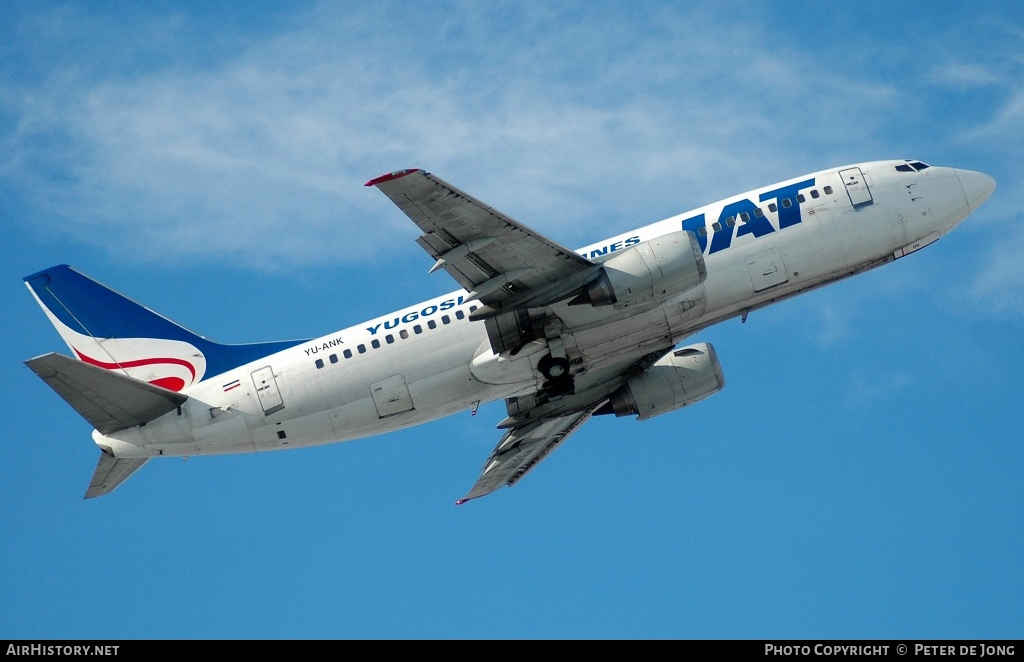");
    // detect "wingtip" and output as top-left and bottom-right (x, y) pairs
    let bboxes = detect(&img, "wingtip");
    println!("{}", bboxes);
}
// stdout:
(364, 169), (422, 187)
